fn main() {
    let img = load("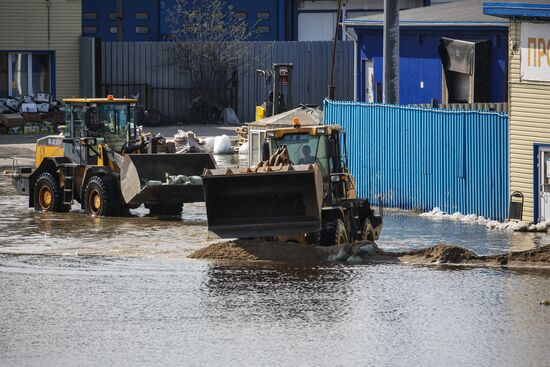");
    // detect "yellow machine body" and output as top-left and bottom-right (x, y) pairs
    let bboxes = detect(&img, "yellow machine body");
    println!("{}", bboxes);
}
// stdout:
(35, 136), (65, 168)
